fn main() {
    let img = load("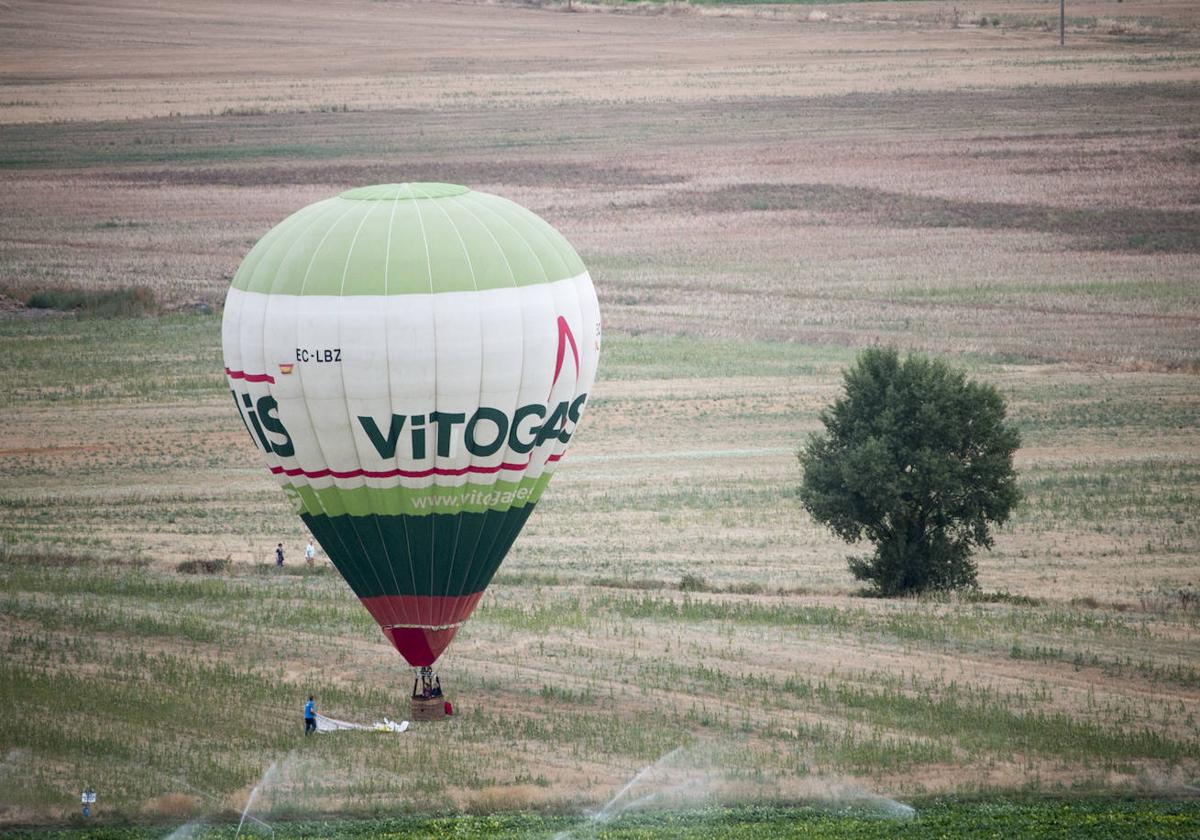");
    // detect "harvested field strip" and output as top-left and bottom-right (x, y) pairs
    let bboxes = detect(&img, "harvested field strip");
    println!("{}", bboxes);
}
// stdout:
(1, 84), (1197, 172)
(663, 182), (1200, 253)
(889, 278), (1200, 313)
